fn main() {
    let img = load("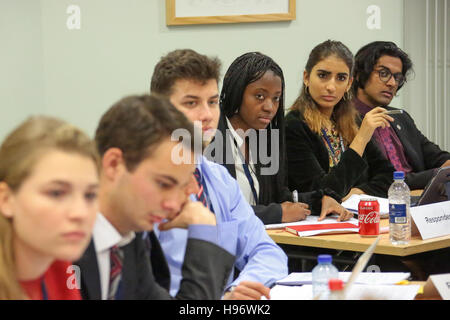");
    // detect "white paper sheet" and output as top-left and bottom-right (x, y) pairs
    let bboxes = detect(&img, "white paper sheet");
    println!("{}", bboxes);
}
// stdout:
(276, 272), (411, 286)
(270, 284), (420, 300)
(265, 214), (358, 230)
(342, 194), (389, 218)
